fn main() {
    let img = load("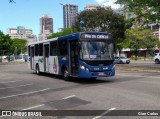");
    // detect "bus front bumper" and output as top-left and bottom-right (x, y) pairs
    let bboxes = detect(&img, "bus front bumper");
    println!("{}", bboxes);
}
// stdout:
(79, 69), (115, 79)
